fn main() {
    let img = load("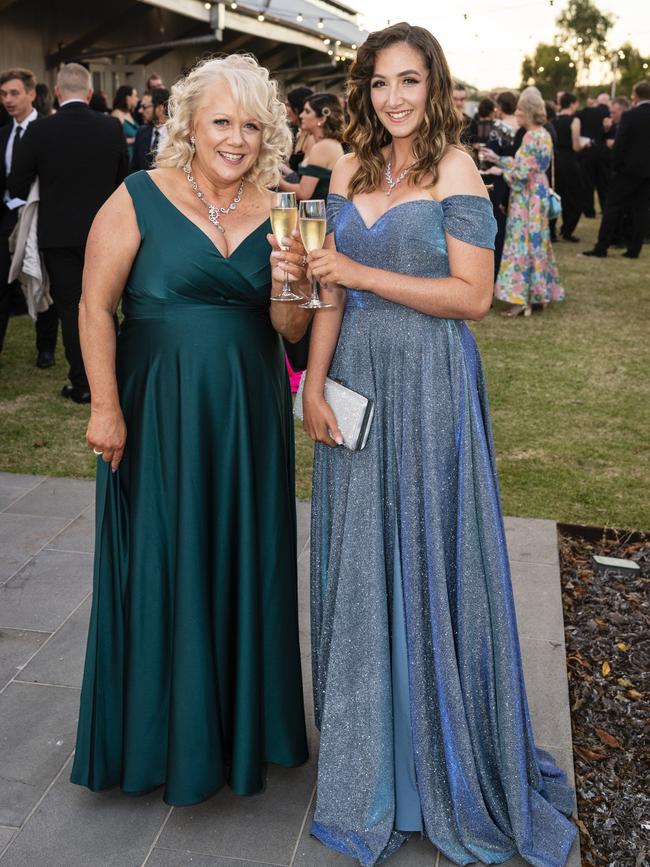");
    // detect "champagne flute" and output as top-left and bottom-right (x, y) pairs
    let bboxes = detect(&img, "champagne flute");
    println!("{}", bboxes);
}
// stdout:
(298, 199), (332, 310)
(270, 191), (301, 302)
